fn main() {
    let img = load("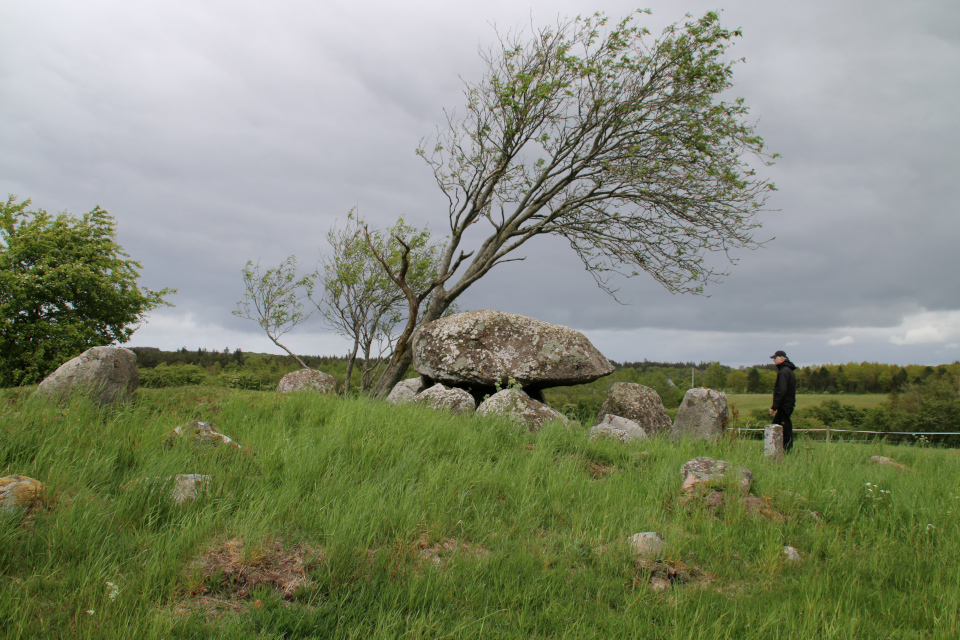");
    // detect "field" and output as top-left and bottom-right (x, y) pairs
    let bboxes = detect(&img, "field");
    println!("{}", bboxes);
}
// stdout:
(1, 387), (958, 639)
(726, 393), (888, 416)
